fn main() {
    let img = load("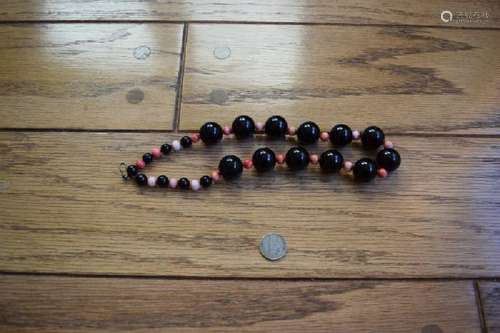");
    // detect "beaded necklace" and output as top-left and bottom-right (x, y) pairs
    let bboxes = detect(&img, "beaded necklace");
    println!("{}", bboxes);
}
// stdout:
(120, 115), (401, 191)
